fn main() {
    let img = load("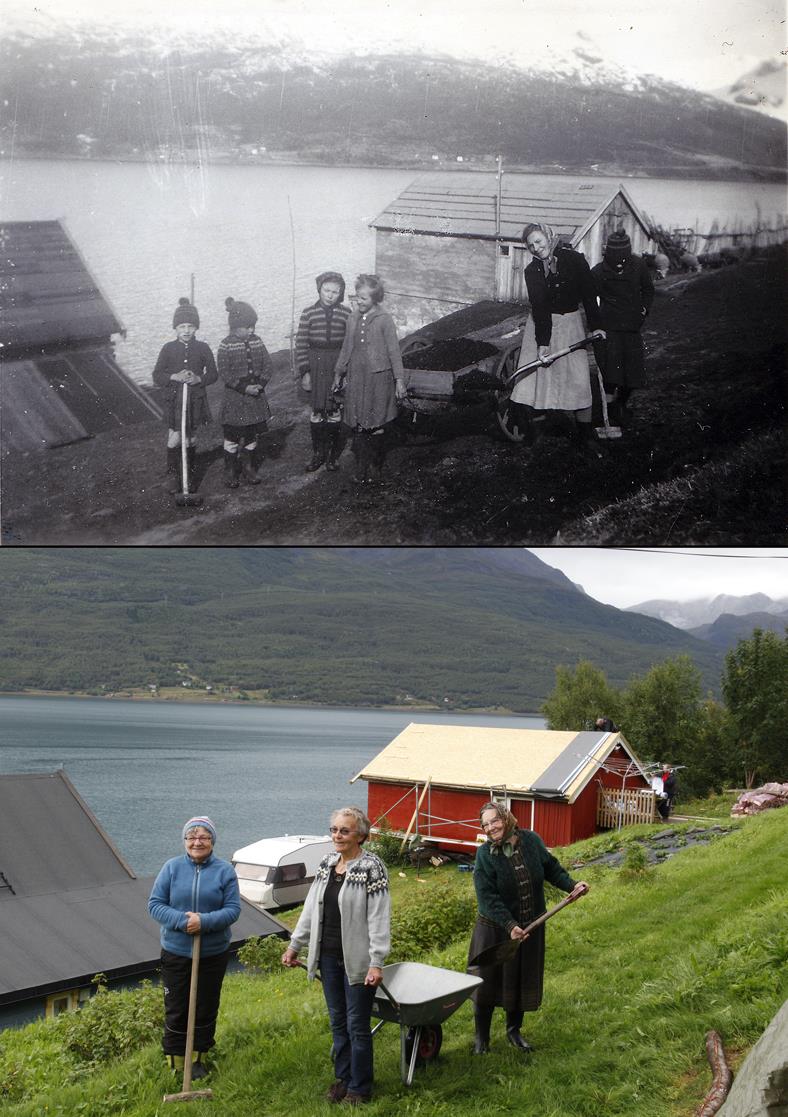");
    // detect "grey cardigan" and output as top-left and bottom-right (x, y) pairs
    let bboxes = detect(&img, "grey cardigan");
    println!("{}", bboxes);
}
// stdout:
(288, 849), (391, 985)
